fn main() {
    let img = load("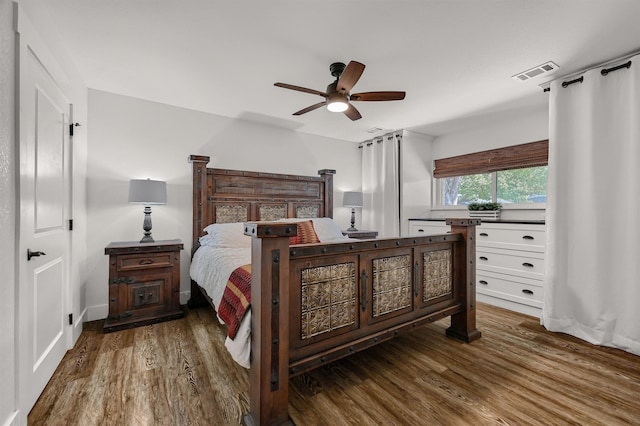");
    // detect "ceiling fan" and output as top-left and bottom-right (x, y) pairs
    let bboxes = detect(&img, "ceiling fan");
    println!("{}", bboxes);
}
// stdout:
(274, 61), (406, 121)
